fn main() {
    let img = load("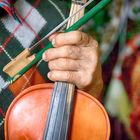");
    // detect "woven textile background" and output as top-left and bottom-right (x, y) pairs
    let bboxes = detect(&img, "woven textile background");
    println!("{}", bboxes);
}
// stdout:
(0, 0), (68, 139)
